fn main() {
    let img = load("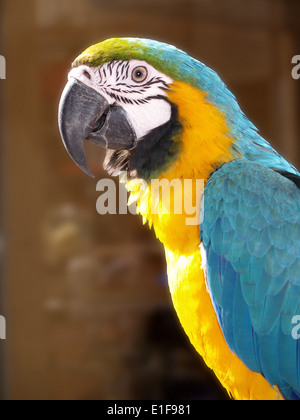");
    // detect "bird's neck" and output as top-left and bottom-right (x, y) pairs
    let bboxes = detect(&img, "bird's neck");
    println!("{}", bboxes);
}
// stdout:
(127, 176), (202, 255)
(127, 81), (236, 254)
(166, 81), (236, 181)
